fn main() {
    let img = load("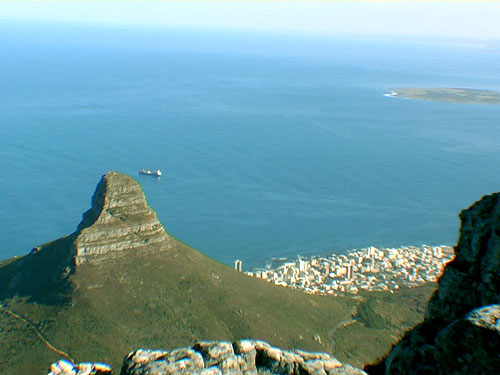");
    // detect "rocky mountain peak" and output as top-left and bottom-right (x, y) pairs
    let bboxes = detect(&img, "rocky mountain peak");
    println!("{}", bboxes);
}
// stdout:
(0, 172), (173, 303)
(73, 171), (173, 264)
